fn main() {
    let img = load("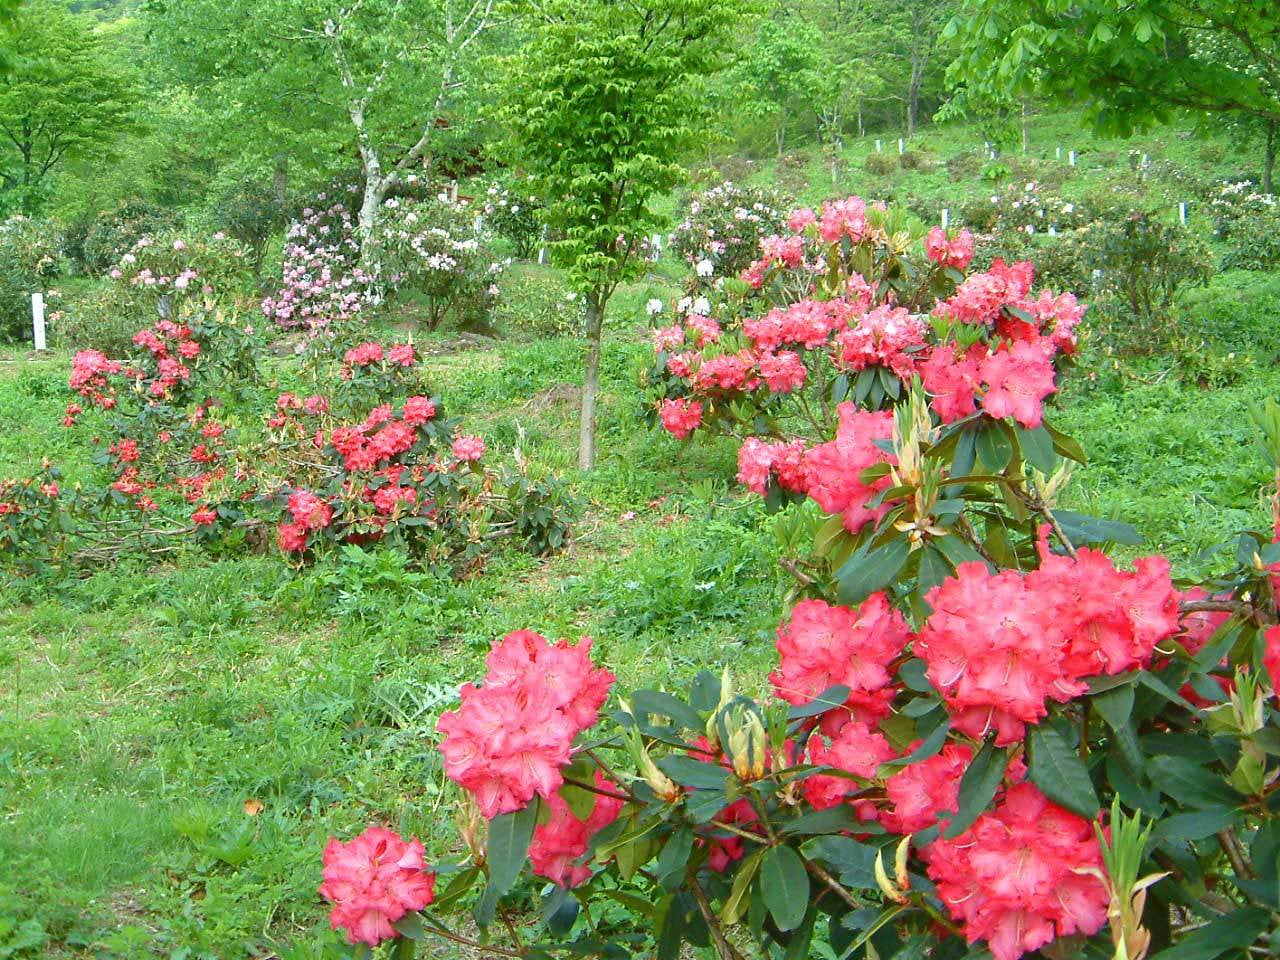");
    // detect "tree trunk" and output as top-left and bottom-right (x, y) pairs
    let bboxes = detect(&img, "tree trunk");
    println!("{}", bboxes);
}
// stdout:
(1265, 118), (1276, 195)
(775, 117), (786, 162)
(857, 100), (864, 138)
(579, 292), (605, 470)
(273, 153), (289, 205)
(1021, 98), (1029, 154)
